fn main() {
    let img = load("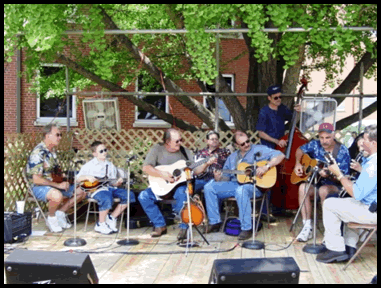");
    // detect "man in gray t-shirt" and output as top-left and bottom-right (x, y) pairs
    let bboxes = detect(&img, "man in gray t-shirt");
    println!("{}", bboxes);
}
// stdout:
(138, 128), (212, 240)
